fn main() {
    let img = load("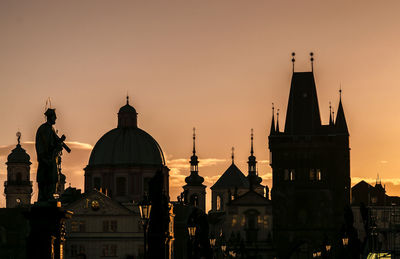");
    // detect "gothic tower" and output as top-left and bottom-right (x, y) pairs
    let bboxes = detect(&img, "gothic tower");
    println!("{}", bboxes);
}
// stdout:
(269, 54), (350, 258)
(4, 132), (33, 208)
(183, 128), (206, 212)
